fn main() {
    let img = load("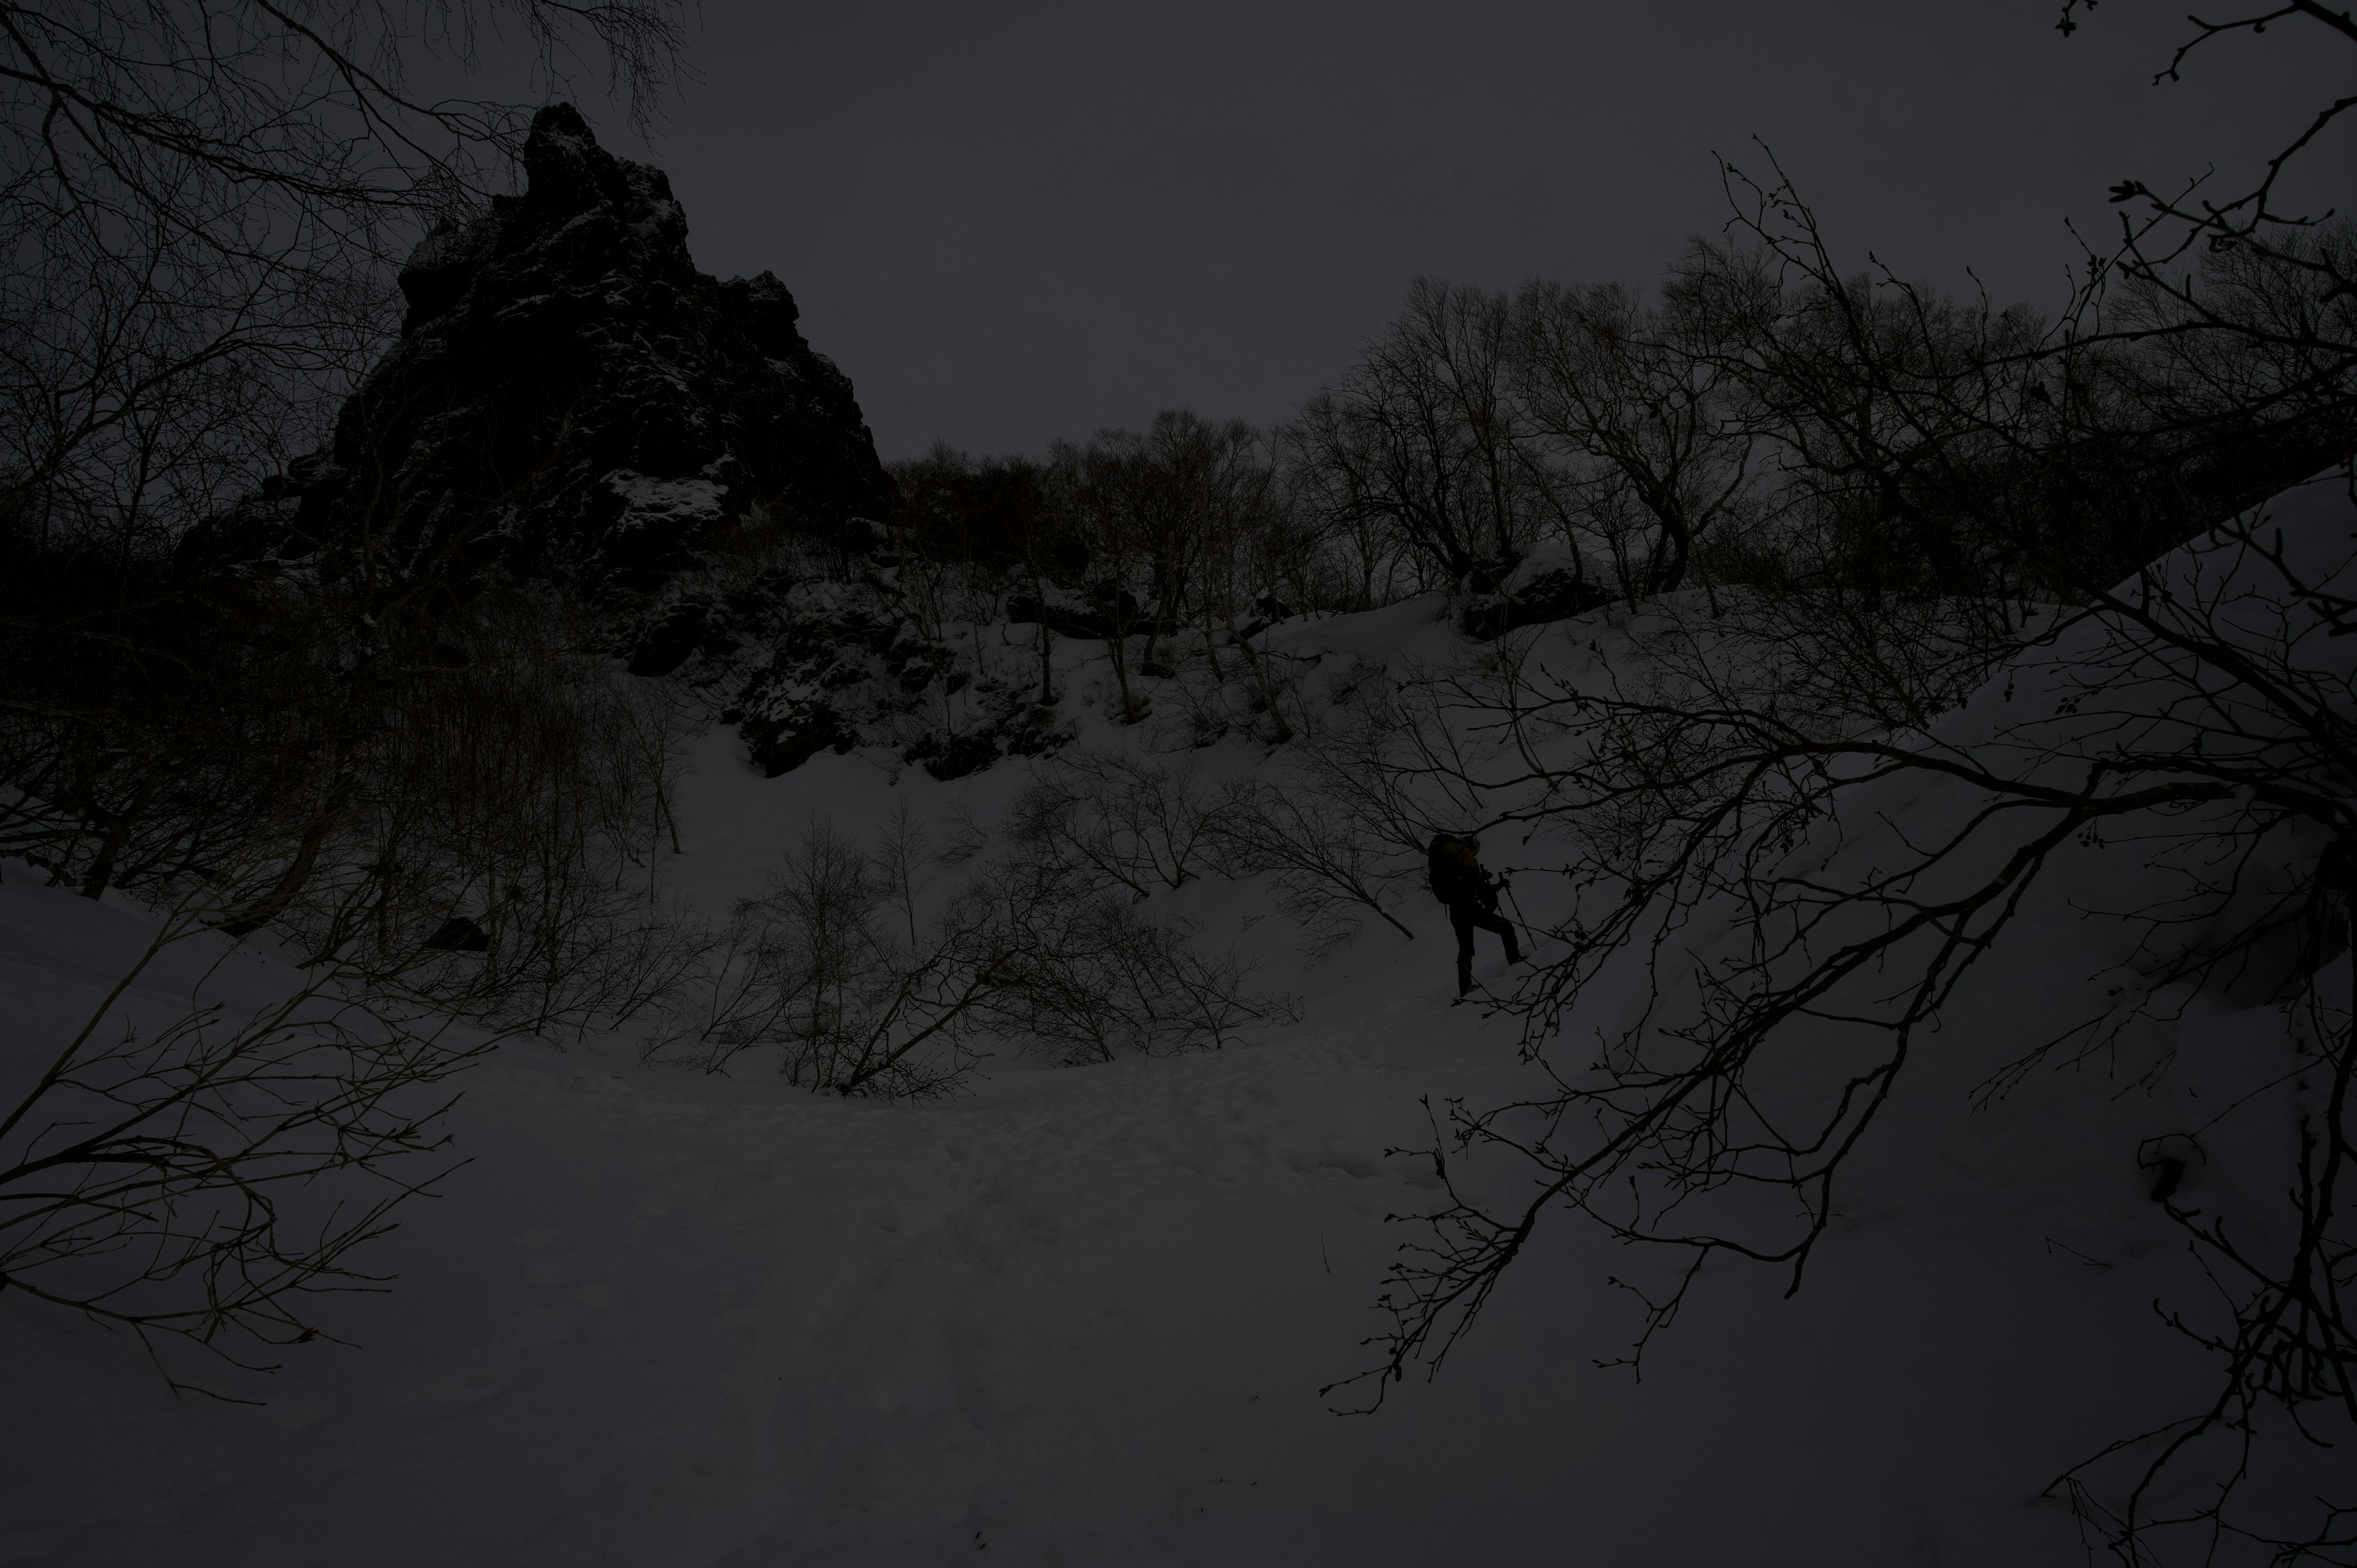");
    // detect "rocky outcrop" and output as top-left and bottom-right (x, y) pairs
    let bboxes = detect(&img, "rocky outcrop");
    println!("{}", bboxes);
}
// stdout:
(202, 103), (1072, 781)
(257, 103), (893, 596)
(1457, 545), (1617, 639)
(681, 569), (1074, 780)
